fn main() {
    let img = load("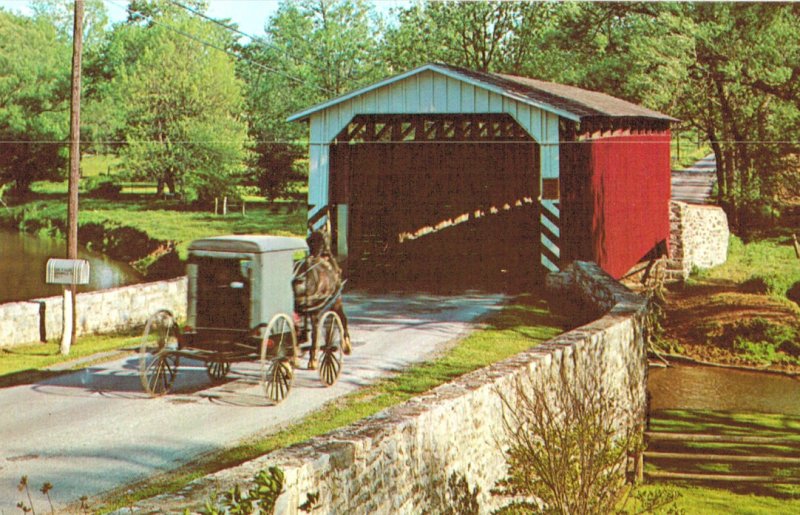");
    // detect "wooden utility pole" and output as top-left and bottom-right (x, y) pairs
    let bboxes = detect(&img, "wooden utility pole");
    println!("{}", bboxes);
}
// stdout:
(61, 0), (84, 355)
